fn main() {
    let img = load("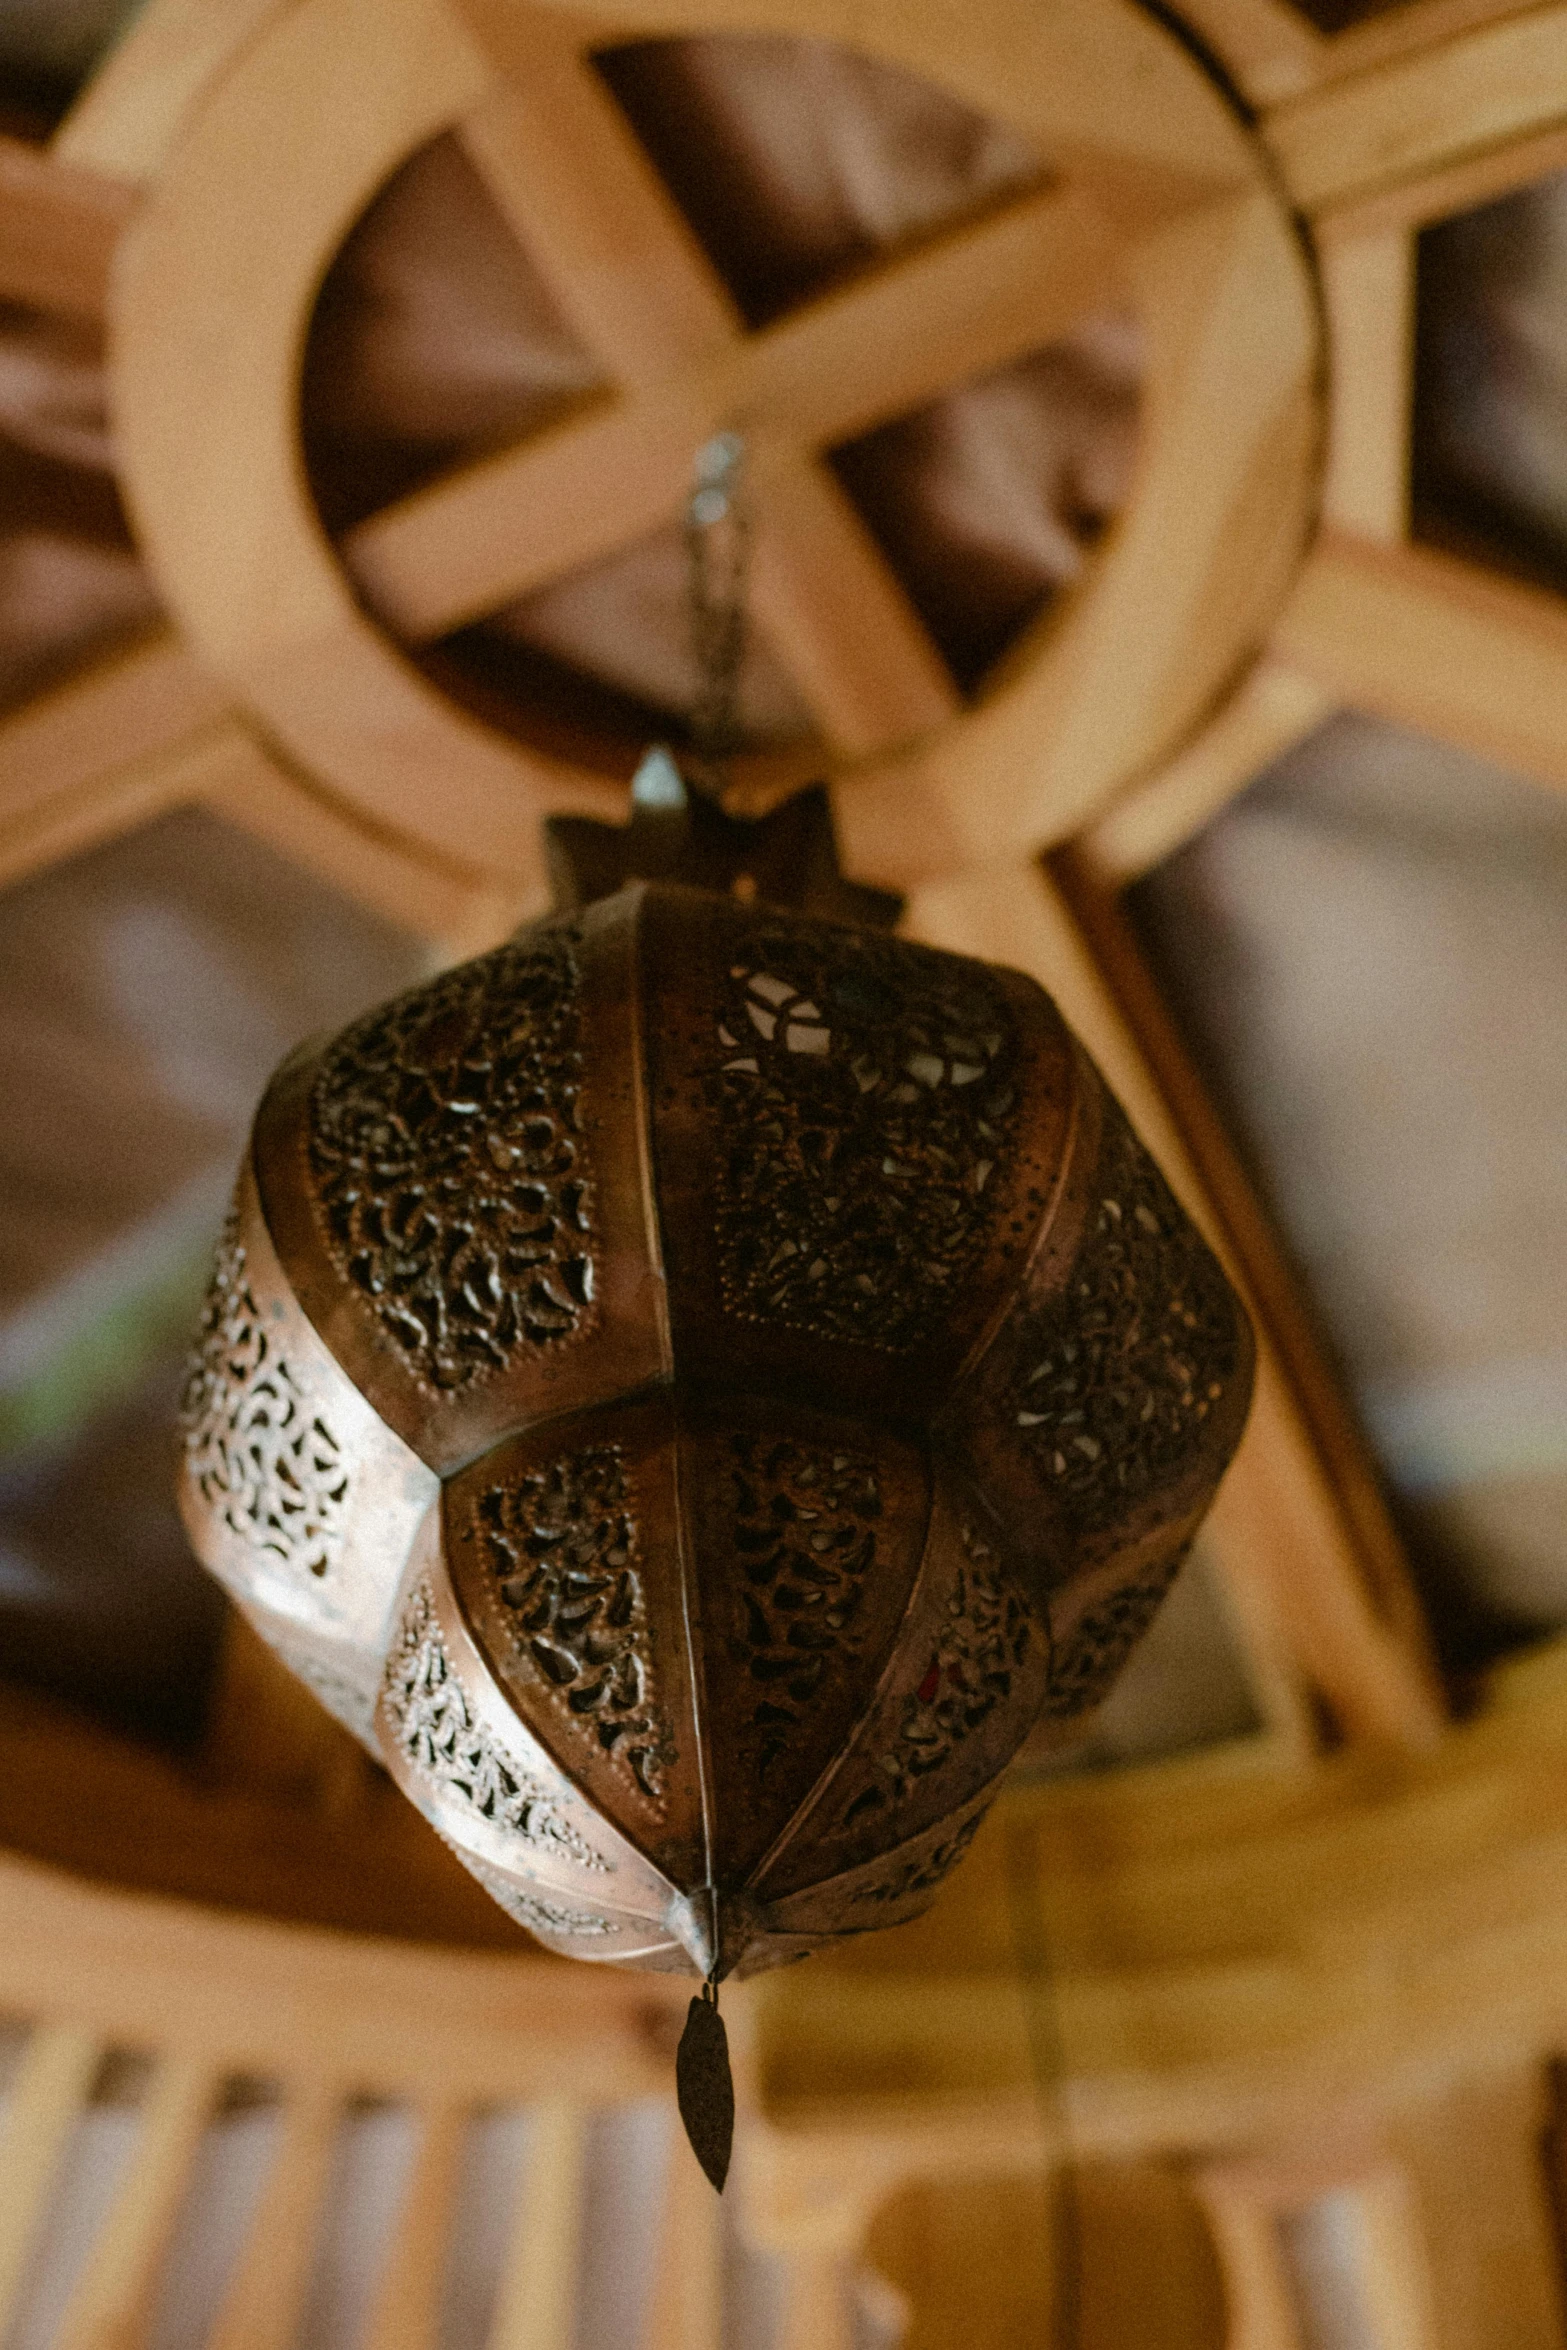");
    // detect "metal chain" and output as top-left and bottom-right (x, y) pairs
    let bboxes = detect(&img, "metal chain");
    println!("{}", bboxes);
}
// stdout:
(685, 429), (751, 785)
